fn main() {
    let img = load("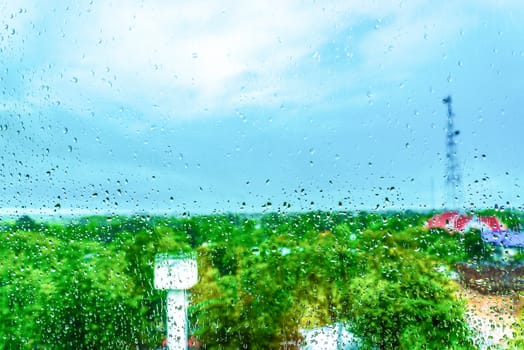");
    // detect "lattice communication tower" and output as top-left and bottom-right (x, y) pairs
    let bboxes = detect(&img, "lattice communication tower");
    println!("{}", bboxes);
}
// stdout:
(442, 96), (461, 209)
